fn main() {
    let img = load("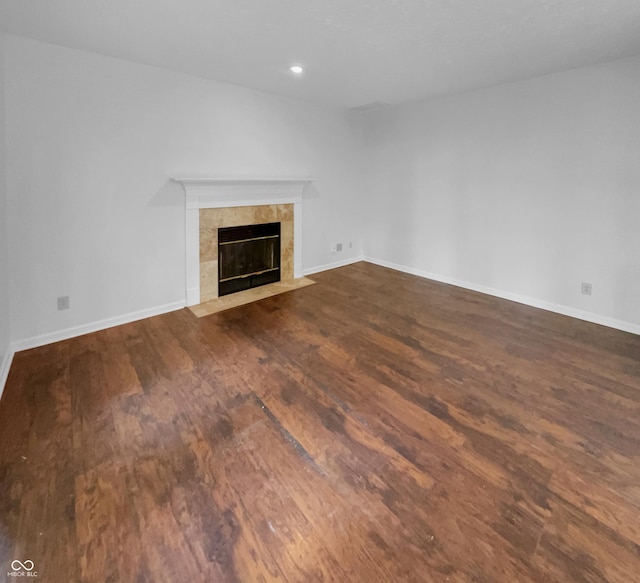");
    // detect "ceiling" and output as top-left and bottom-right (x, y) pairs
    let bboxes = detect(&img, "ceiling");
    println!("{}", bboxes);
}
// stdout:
(2, 0), (640, 109)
